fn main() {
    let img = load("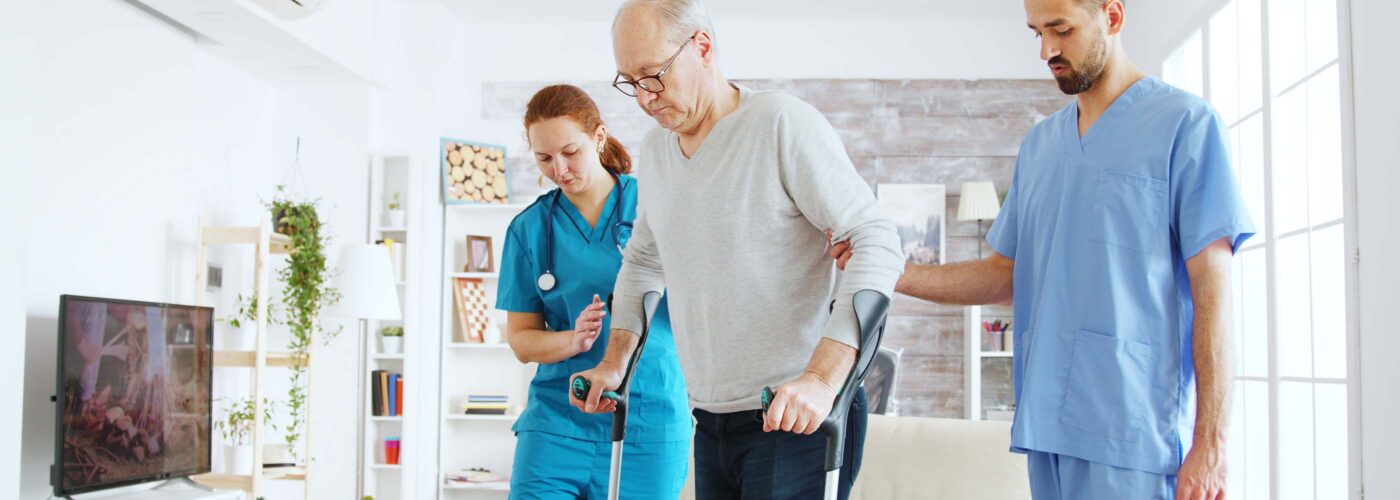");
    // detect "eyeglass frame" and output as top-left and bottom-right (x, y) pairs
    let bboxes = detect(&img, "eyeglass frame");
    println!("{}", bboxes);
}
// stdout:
(612, 33), (697, 98)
